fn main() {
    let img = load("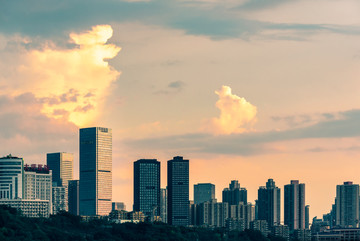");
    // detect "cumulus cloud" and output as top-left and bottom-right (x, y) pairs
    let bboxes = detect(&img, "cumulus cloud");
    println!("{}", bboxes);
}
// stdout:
(0, 25), (121, 126)
(205, 85), (257, 135)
